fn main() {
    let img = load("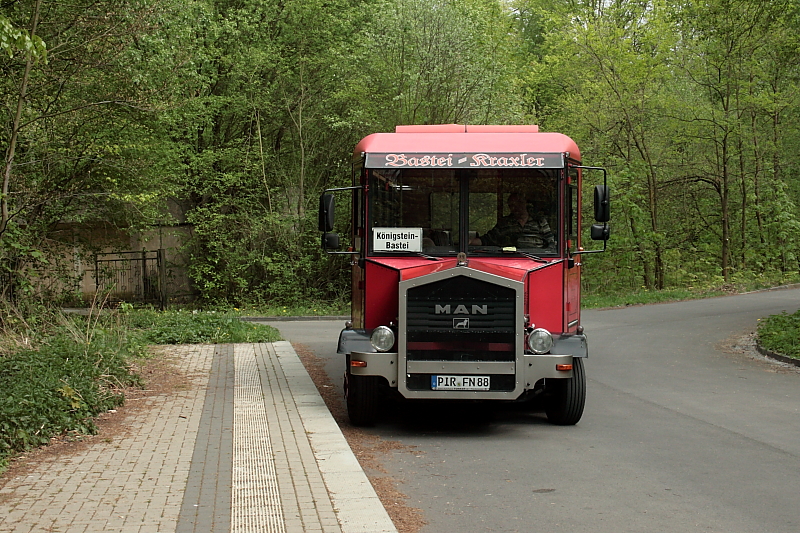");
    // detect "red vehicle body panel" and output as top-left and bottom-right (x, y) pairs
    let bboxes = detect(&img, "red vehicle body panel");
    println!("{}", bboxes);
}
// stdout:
(354, 125), (585, 336)
(354, 130), (580, 162)
(364, 261), (400, 330)
(364, 256), (568, 333)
